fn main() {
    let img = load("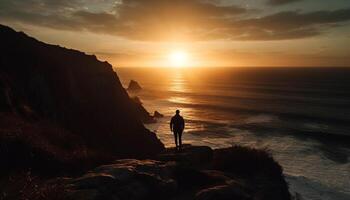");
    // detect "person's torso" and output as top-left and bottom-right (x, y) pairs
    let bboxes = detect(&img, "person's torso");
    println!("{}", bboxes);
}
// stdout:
(172, 115), (184, 130)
